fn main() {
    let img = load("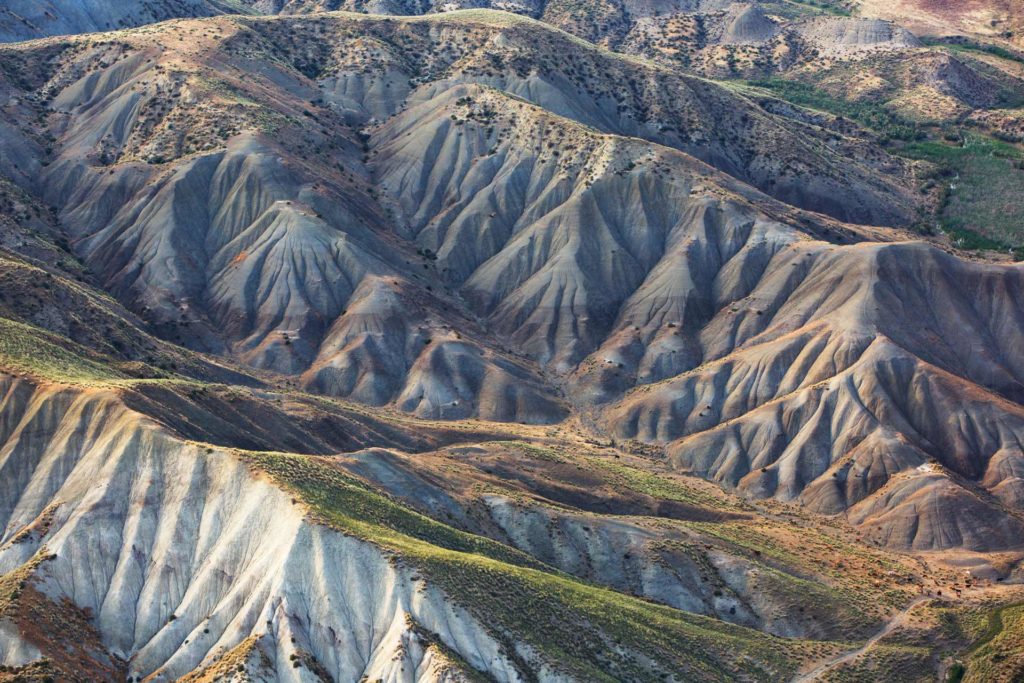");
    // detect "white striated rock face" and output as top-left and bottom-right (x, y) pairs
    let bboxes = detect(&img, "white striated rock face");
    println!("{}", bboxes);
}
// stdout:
(0, 620), (40, 668)
(479, 494), (765, 622)
(0, 376), (526, 682)
(336, 448), (874, 640)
